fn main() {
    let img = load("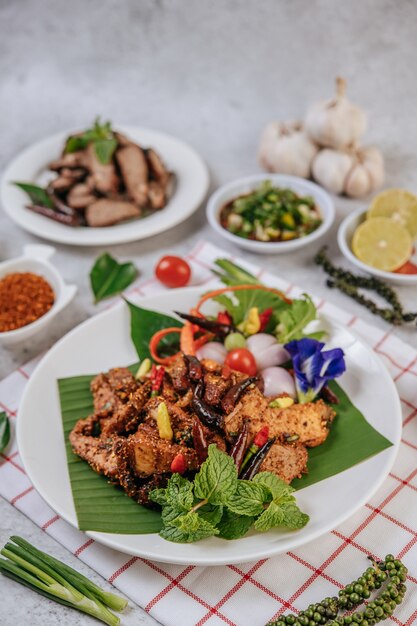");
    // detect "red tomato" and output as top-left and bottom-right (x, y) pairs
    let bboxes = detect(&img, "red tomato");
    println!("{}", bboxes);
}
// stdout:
(155, 256), (191, 288)
(225, 348), (257, 376)
(394, 261), (417, 275)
